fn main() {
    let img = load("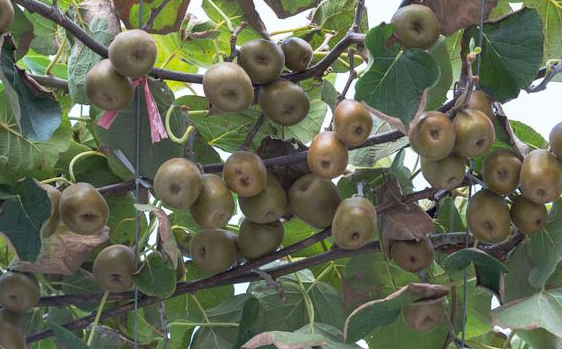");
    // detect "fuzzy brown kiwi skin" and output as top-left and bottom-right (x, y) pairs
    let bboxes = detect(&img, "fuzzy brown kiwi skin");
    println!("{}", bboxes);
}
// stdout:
(222, 151), (268, 197)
